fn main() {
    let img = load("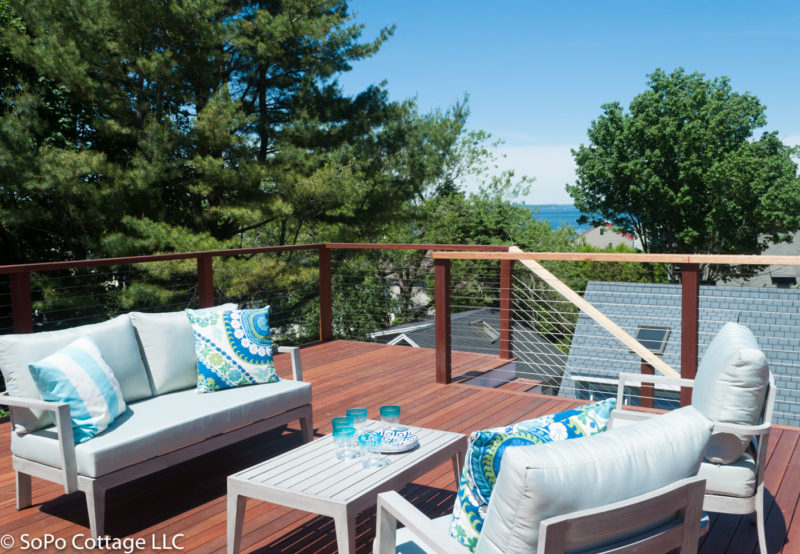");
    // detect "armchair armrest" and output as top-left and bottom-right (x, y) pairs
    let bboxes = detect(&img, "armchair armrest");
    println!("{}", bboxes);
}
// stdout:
(616, 372), (695, 407)
(375, 491), (457, 554)
(276, 346), (303, 381)
(0, 392), (78, 494)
